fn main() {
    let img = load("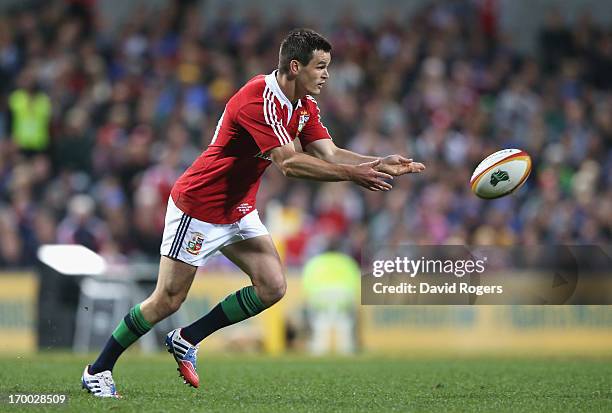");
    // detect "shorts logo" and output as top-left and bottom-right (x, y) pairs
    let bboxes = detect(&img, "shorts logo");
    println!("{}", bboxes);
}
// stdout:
(186, 232), (204, 255)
